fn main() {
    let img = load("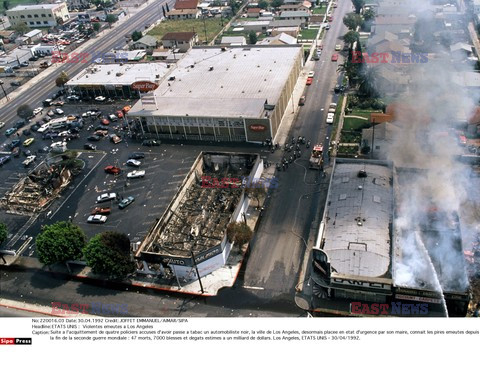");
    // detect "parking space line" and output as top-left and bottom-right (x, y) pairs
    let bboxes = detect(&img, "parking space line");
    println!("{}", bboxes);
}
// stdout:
(172, 174), (185, 177)
(124, 186), (144, 193)
(142, 221), (154, 226)
(167, 180), (183, 185)
(147, 213), (159, 217)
